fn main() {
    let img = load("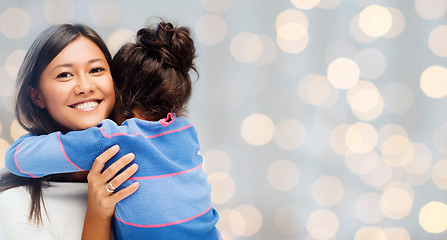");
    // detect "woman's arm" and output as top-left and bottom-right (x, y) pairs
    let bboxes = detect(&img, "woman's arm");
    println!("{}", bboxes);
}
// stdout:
(82, 145), (139, 240)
